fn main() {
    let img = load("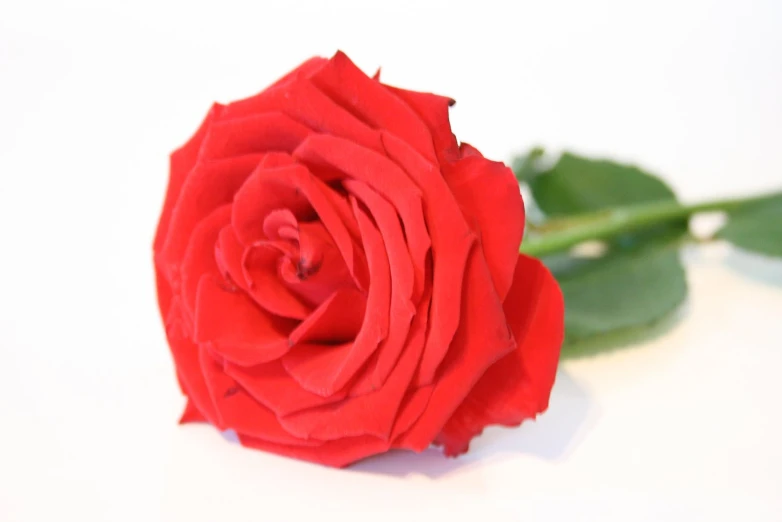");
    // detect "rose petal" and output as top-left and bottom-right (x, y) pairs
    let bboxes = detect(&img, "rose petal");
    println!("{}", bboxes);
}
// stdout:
(345, 180), (416, 386)
(293, 134), (429, 301)
(199, 350), (321, 447)
(198, 112), (310, 161)
(221, 77), (383, 153)
(157, 153), (264, 281)
(164, 298), (219, 426)
(193, 275), (295, 366)
(241, 243), (312, 320)
(215, 226), (249, 292)
(155, 268), (174, 331)
(226, 360), (347, 417)
(154, 103), (223, 252)
(180, 205), (232, 321)
(344, 180), (415, 302)
(384, 87), (459, 165)
(394, 247), (516, 452)
(280, 283), (429, 441)
(380, 132), (476, 386)
(269, 56), (329, 89)
(231, 163), (366, 290)
(231, 163), (314, 245)
(280, 221), (356, 307)
(178, 398), (207, 424)
(445, 149), (525, 301)
(368, 283), (414, 390)
(281, 342), (354, 398)
(281, 200), (391, 396)
(288, 287), (366, 346)
(310, 51), (436, 163)
(263, 209), (299, 241)
(391, 385), (434, 441)
(434, 255), (564, 456)
(457, 142), (482, 158)
(501, 255), (564, 413)
(297, 131), (469, 387)
(342, 350), (381, 398)
(259, 151), (298, 169)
